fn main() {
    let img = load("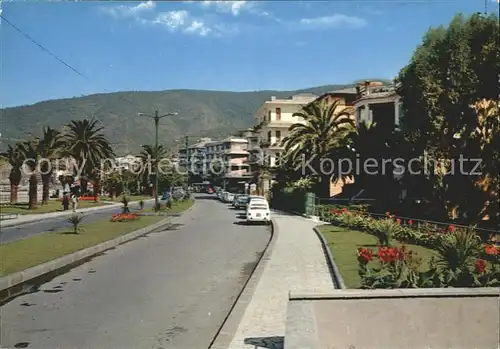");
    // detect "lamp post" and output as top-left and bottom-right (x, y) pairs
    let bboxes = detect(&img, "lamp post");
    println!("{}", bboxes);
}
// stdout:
(138, 110), (178, 211)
